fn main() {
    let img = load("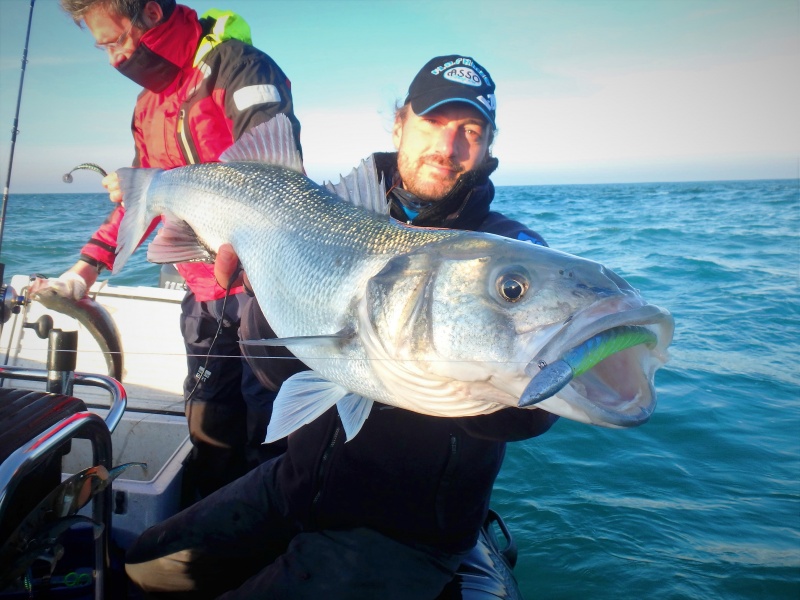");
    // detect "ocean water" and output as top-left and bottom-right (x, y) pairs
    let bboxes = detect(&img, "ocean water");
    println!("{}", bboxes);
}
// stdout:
(1, 179), (798, 598)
